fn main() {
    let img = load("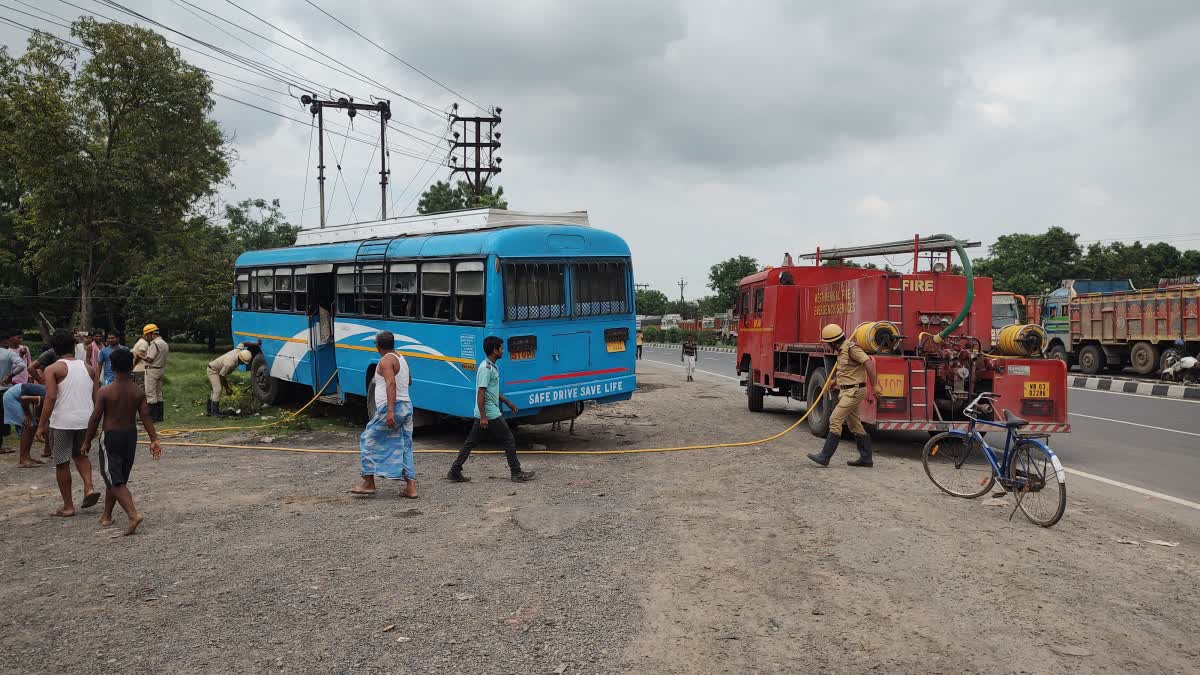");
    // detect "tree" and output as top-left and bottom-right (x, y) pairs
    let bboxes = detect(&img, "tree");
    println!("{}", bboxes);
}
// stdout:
(225, 198), (299, 250)
(1, 21), (229, 330)
(668, 300), (700, 319)
(707, 256), (759, 310)
(973, 227), (1082, 296)
(417, 179), (507, 214)
(696, 295), (725, 316)
(635, 288), (670, 315)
